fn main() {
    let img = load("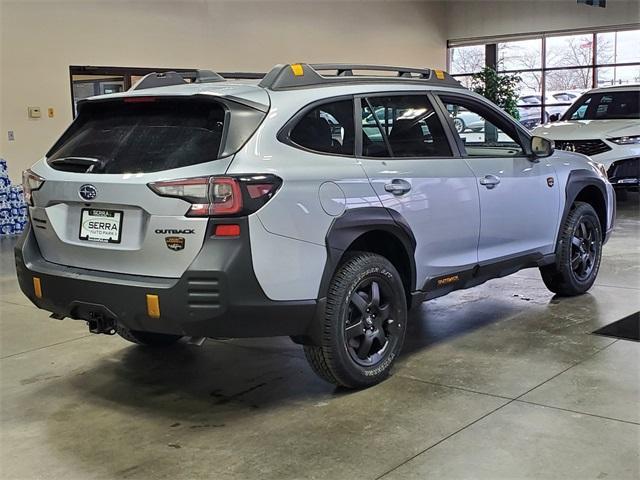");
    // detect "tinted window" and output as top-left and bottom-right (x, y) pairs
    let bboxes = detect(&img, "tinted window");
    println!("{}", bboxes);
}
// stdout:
(442, 96), (525, 157)
(563, 91), (639, 120)
(361, 95), (451, 158)
(48, 99), (230, 174)
(568, 97), (591, 120)
(289, 100), (355, 155)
